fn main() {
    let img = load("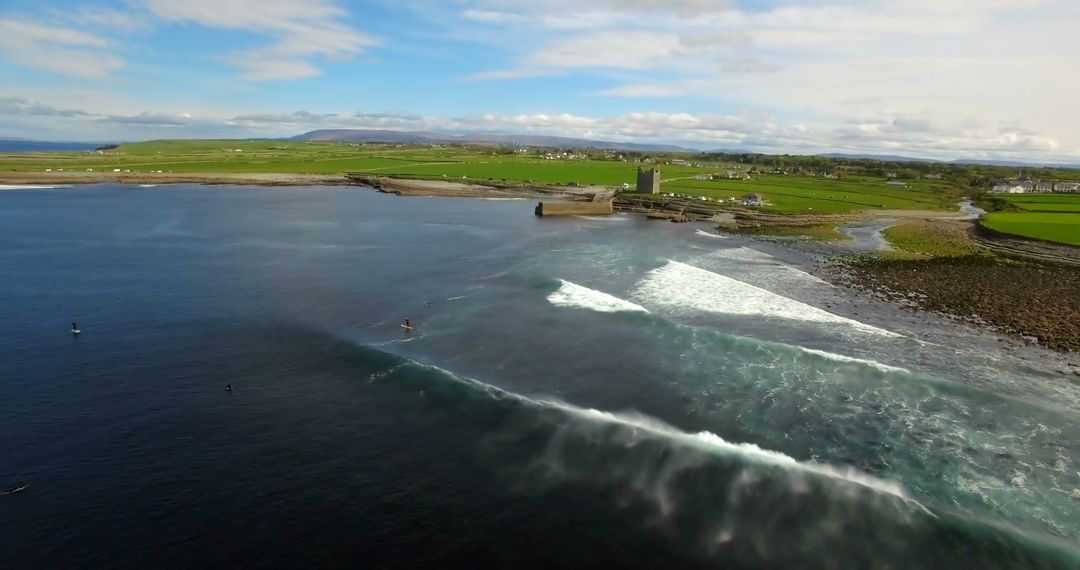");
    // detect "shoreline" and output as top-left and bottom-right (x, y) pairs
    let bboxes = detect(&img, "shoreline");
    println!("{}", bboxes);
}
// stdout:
(4, 172), (1078, 355)
(0, 171), (354, 187)
(827, 254), (1080, 359)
